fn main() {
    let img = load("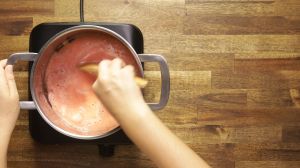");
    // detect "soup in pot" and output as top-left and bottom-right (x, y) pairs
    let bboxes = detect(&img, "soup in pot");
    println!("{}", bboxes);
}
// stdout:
(34, 31), (141, 137)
